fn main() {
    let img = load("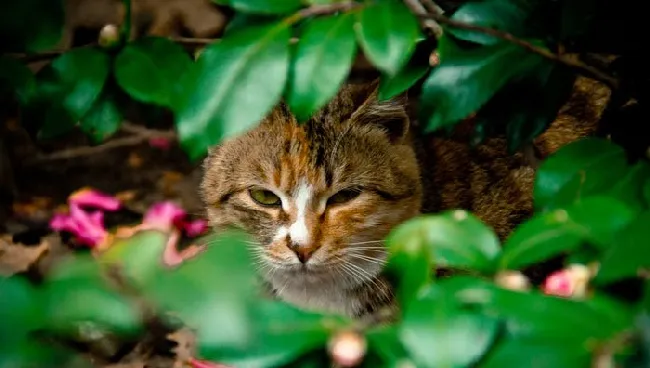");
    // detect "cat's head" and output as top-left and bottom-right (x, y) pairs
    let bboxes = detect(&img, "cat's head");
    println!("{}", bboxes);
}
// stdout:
(200, 81), (422, 293)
